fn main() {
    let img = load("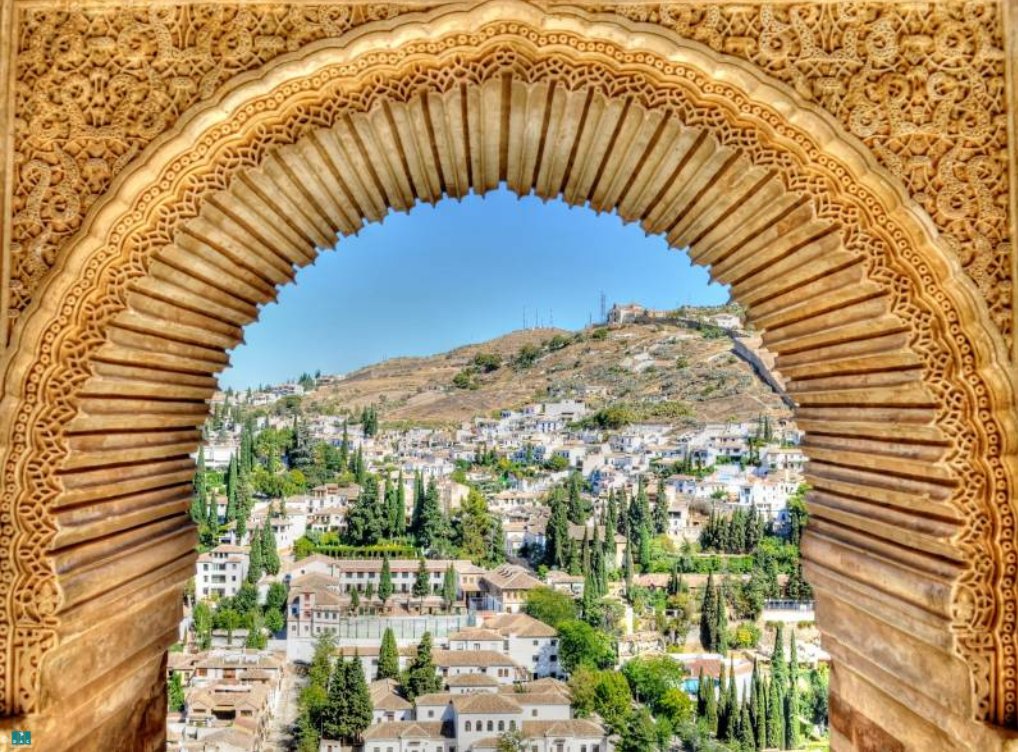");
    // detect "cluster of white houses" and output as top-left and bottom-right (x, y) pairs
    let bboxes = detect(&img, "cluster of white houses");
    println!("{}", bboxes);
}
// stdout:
(349, 678), (610, 752)
(167, 649), (285, 751)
